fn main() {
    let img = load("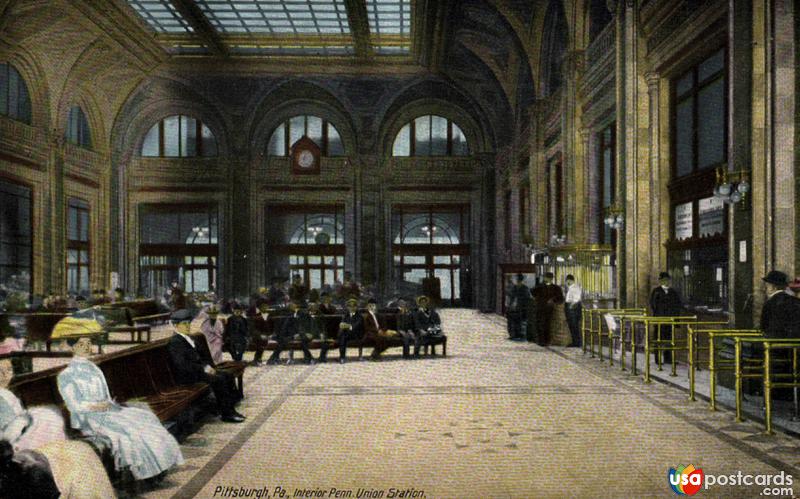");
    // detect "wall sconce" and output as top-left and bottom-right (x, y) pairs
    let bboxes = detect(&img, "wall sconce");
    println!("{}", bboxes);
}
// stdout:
(604, 205), (624, 230)
(713, 166), (750, 204)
